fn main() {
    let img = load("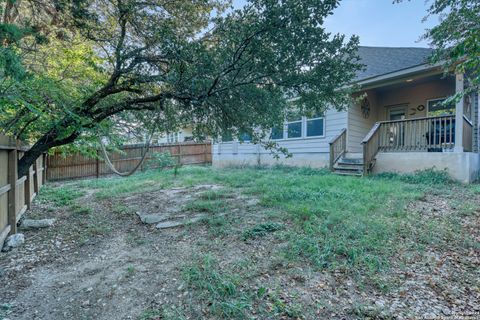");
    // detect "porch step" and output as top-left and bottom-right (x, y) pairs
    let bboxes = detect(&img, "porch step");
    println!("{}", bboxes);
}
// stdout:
(332, 157), (364, 176)
(337, 157), (363, 165)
